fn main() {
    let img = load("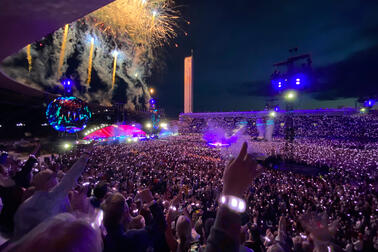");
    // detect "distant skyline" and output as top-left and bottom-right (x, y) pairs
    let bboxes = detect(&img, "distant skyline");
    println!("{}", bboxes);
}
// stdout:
(151, 0), (378, 117)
